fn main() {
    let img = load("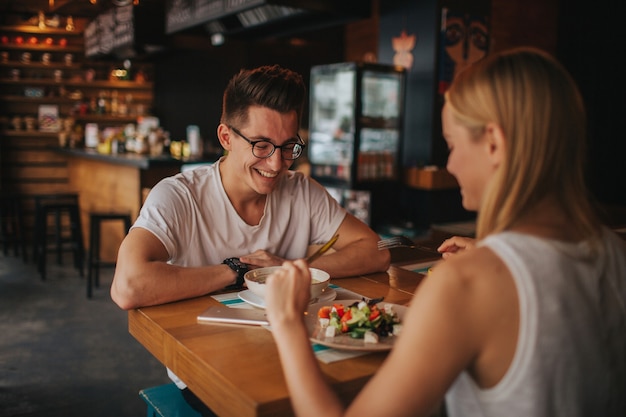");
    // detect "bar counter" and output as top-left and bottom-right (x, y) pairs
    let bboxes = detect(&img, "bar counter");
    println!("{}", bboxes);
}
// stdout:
(59, 148), (218, 260)
(58, 147), (219, 170)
